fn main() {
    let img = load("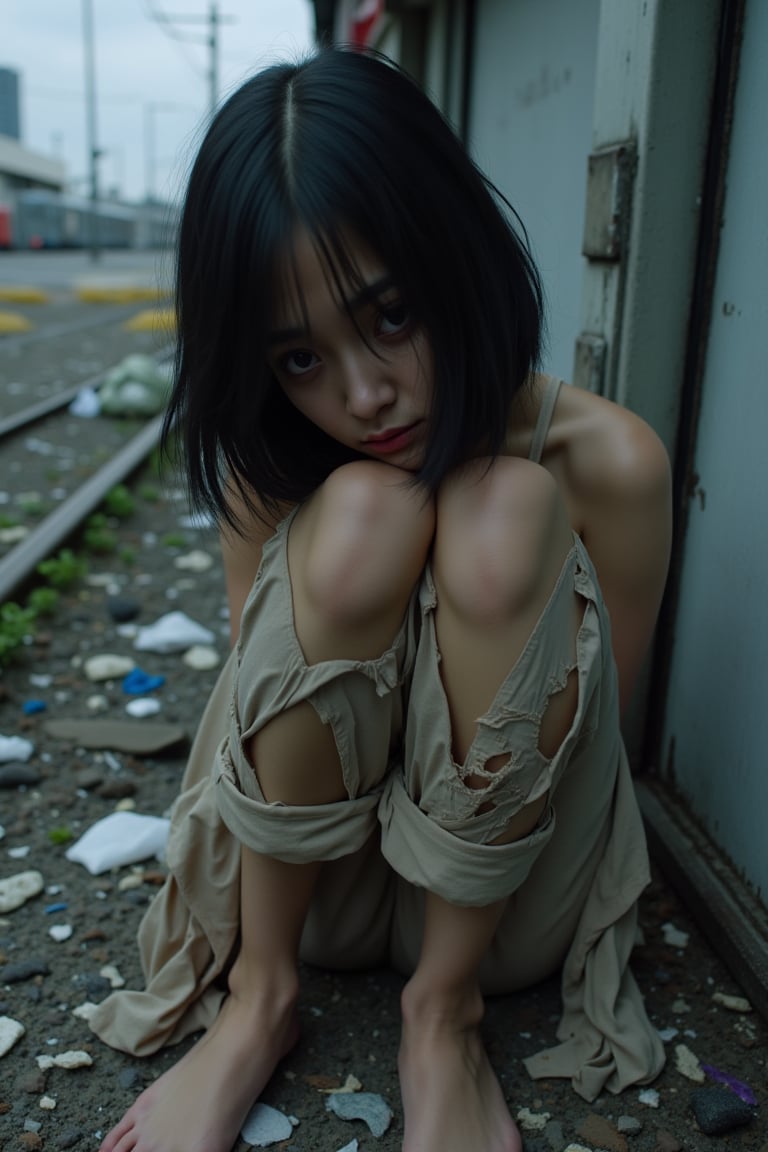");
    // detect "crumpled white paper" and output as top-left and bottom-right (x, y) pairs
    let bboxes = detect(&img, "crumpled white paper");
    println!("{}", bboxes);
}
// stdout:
(65, 811), (170, 875)
(134, 611), (216, 654)
(0, 734), (34, 762)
